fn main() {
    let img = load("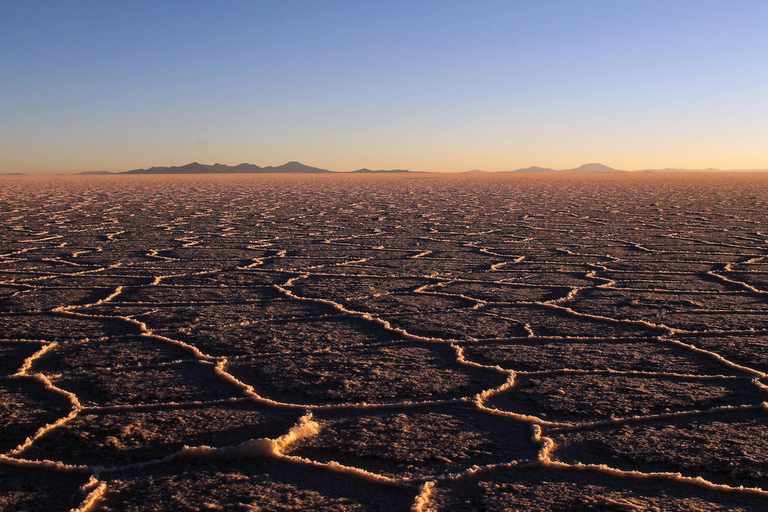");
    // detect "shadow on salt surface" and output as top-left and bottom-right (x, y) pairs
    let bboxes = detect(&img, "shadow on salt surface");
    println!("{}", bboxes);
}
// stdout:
(112, 283), (282, 303)
(30, 335), (203, 374)
(0, 341), (45, 377)
(460, 338), (739, 374)
(0, 287), (124, 313)
(0, 377), (72, 452)
(50, 362), (245, 407)
(0, 464), (89, 512)
(567, 289), (768, 331)
(674, 334), (768, 374)
(428, 463), (768, 511)
(19, 402), (301, 467)
(379, 310), (530, 340)
(283, 405), (538, 479)
(227, 343), (507, 406)
(549, 408), (768, 489)
(487, 374), (762, 422)
(101, 457), (416, 512)
(0, 313), (137, 341)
